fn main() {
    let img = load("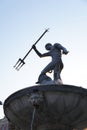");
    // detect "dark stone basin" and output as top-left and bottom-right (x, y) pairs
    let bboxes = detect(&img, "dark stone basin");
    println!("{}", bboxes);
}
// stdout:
(3, 84), (87, 130)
